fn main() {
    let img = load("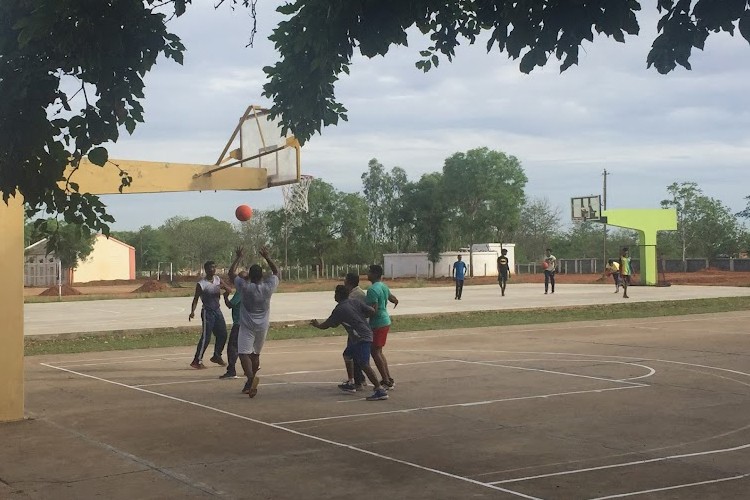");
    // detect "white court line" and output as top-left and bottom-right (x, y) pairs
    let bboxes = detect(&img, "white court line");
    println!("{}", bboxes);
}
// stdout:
(386, 349), (750, 380)
(132, 359), (456, 388)
(489, 443), (750, 484)
(335, 358), (655, 404)
(454, 360), (648, 387)
(588, 473), (750, 499)
(274, 385), (645, 425)
(58, 357), (197, 368)
(39, 363), (540, 500)
(261, 381), (338, 386)
(52, 352), (190, 365)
